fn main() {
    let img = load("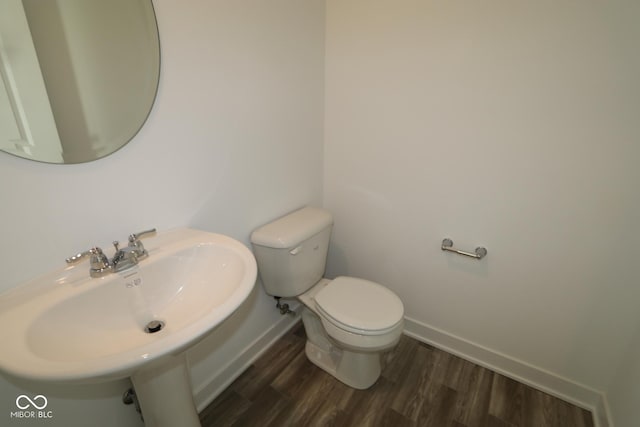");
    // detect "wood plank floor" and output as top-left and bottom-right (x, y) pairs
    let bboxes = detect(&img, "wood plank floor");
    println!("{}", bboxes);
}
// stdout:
(200, 323), (594, 427)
